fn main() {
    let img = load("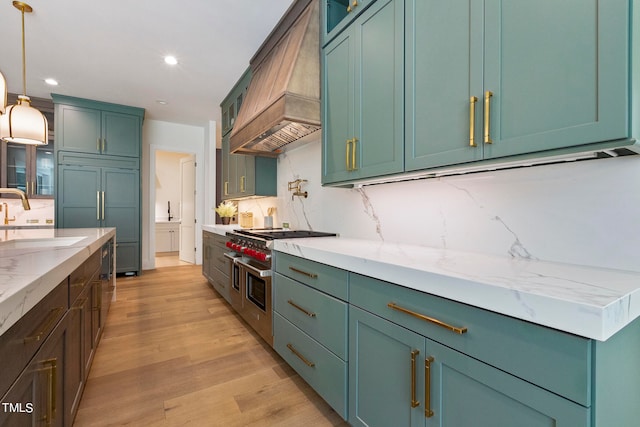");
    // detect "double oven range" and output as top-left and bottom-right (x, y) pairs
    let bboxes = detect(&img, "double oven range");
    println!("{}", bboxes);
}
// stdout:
(224, 228), (336, 346)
